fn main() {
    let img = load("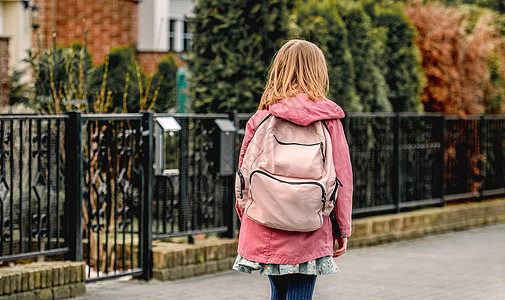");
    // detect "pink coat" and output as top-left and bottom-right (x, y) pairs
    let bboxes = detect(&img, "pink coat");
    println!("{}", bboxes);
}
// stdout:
(236, 93), (353, 264)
